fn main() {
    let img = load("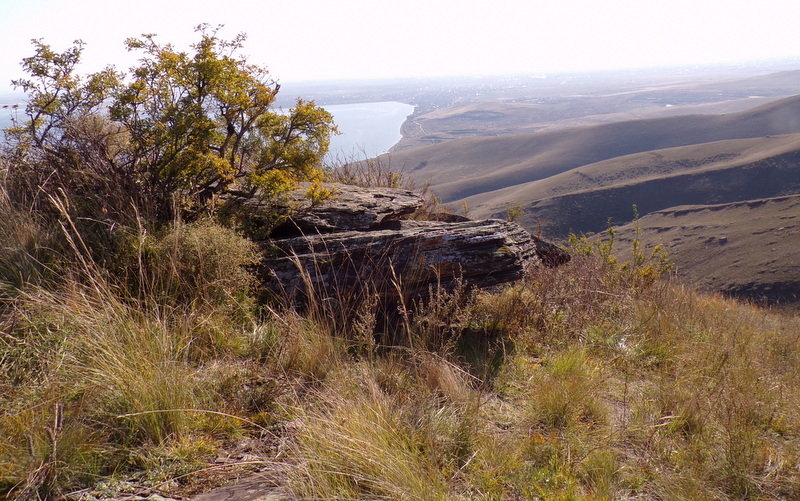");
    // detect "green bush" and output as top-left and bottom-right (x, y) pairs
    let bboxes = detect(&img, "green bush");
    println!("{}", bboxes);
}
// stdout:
(3, 26), (335, 228)
(131, 220), (259, 311)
